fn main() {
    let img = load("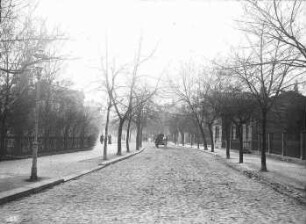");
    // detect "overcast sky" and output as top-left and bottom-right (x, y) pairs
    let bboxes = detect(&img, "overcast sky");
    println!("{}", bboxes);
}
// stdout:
(36, 0), (245, 100)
